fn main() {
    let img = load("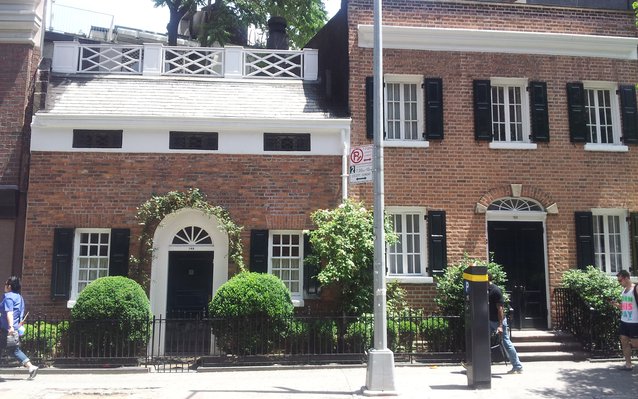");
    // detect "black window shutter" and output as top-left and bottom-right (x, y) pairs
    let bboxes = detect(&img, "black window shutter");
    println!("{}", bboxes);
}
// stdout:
(303, 232), (321, 297)
(250, 229), (269, 273)
(424, 78), (444, 140)
(51, 228), (74, 299)
(529, 81), (550, 142)
(630, 213), (638, 276)
(567, 82), (587, 143)
(574, 212), (595, 270)
(366, 76), (374, 140)
(473, 80), (492, 141)
(619, 85), (638, 144)
(109, 228), (130, 277)
(427, 210), (447, 276)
